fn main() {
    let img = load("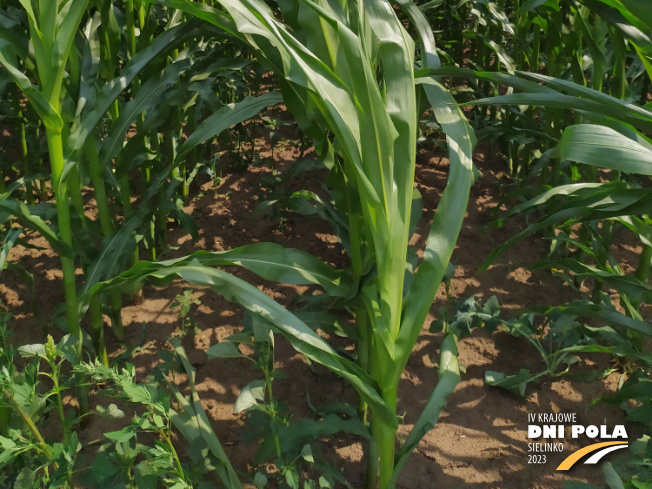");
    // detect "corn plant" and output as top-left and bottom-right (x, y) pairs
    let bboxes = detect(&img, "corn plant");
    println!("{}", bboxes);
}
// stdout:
(0, 0), (178, 350)
(0, 1), (281, 365)
(458, 69), (652, 303)
(578, 0), (652, 85)
(419, 0), (649, 181)
(428, 5), (651, 484)
(89, 0), (475, 486)
(0, 0), (92, 350)
(425, 0), (651, 293)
